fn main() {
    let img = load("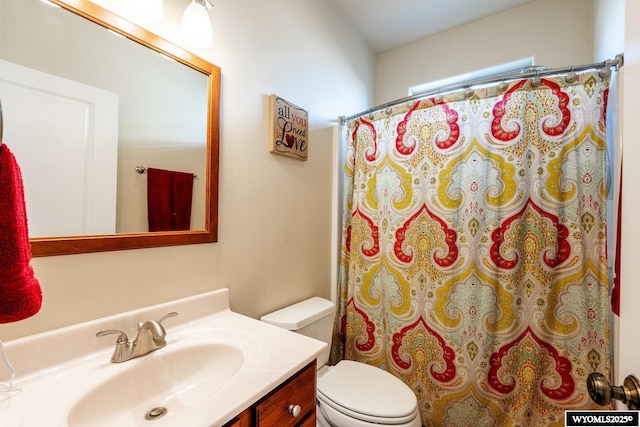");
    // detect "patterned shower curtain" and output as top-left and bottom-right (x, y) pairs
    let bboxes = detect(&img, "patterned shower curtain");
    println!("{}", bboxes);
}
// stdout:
(332, 70), (612, 426)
